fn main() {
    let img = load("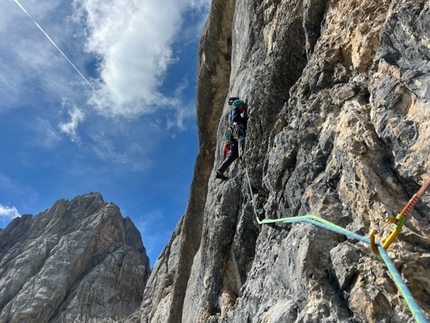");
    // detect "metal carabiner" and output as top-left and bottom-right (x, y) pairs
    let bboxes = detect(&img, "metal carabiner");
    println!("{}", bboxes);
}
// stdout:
(370, 175), (430, 255)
